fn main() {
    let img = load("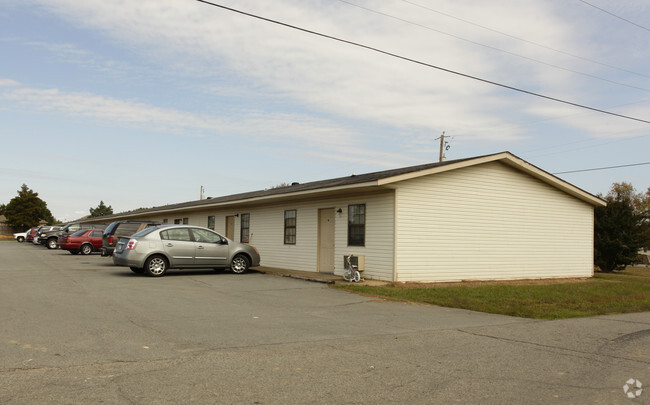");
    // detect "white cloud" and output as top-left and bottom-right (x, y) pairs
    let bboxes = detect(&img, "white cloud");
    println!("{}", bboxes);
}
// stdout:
(26, 0), (601, 142)
(9, 0), (649, 157)
(0, 79), (20, 87)
(0, 82), (399, 164)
